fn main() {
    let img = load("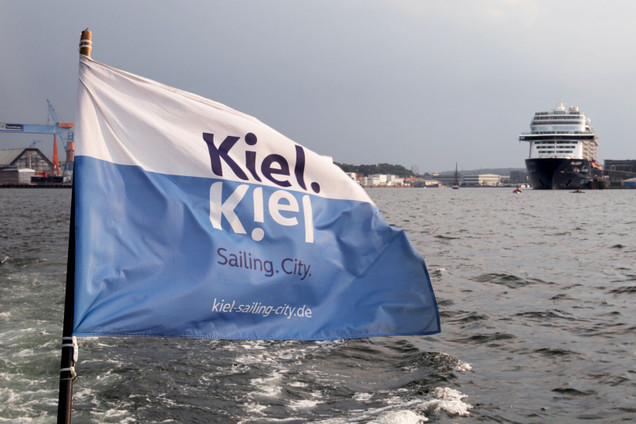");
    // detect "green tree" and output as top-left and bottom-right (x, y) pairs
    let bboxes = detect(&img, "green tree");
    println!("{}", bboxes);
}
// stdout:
(334, 162), (415, 177)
